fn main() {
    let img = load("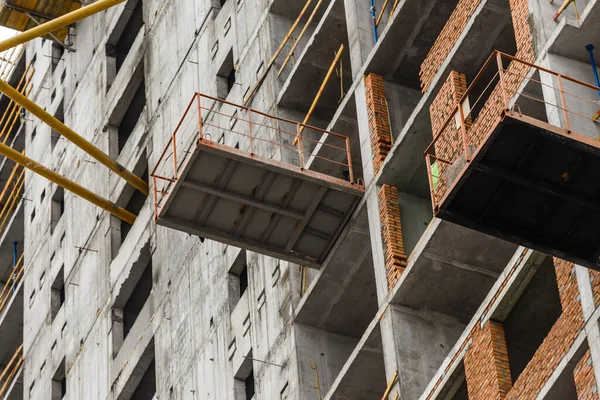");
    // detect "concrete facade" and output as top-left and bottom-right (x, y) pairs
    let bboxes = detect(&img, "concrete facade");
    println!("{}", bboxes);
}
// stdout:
(0, 0), (598, 399)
